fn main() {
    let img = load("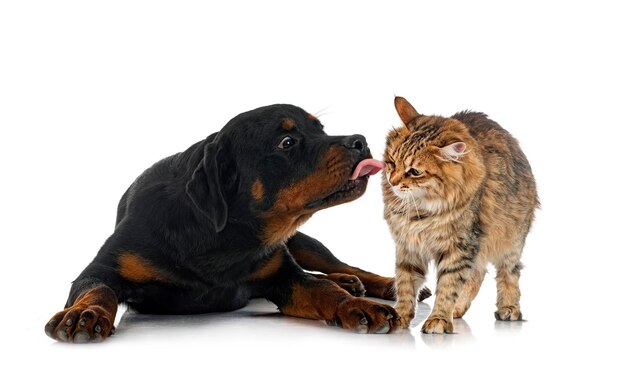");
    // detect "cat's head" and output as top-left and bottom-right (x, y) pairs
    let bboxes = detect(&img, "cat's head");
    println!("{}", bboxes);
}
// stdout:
(383, 97), (485, 214)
